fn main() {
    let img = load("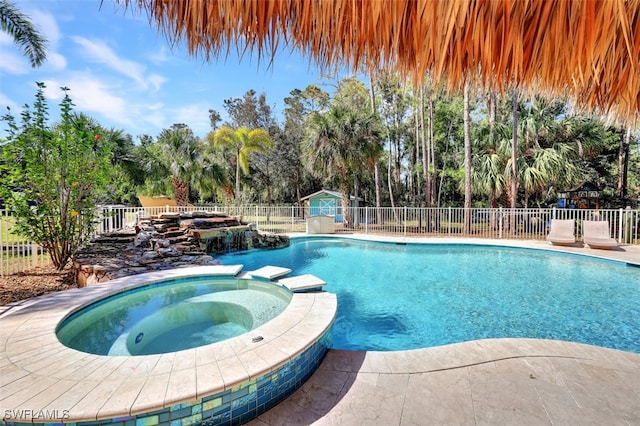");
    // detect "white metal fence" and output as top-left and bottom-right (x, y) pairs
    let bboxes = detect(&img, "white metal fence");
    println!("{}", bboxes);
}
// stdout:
(0, 209), (49, 276)
(2, 205), (638, 276)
